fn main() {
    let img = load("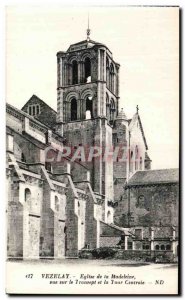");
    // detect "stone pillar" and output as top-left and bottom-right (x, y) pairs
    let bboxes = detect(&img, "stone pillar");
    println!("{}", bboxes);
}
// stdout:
(98, 49), (101, 81)
(78, 61), (81, 84)
(57, 54), (65, 88)
(82, 98), (86, 120)
(172, 227), (176, 240)
(68, 63), (72, 85)
(116, 65), (120, 98)
(172, 227), (176, 255)
(77, 99), (81, 120)
(125, 235), (128, 250)
(6, 134), (14, 153)
(56, 89), (64, 124)
(150, 227), (154, 251)
(103, 50), (106, 81)
(132, 240), (135, 250)
(46, 130), (52, 145)
(24, 117), (30, 133)
(64, 63), (67, 86)
(78, 61), (83, 83)
(172, 241), (176, 255)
